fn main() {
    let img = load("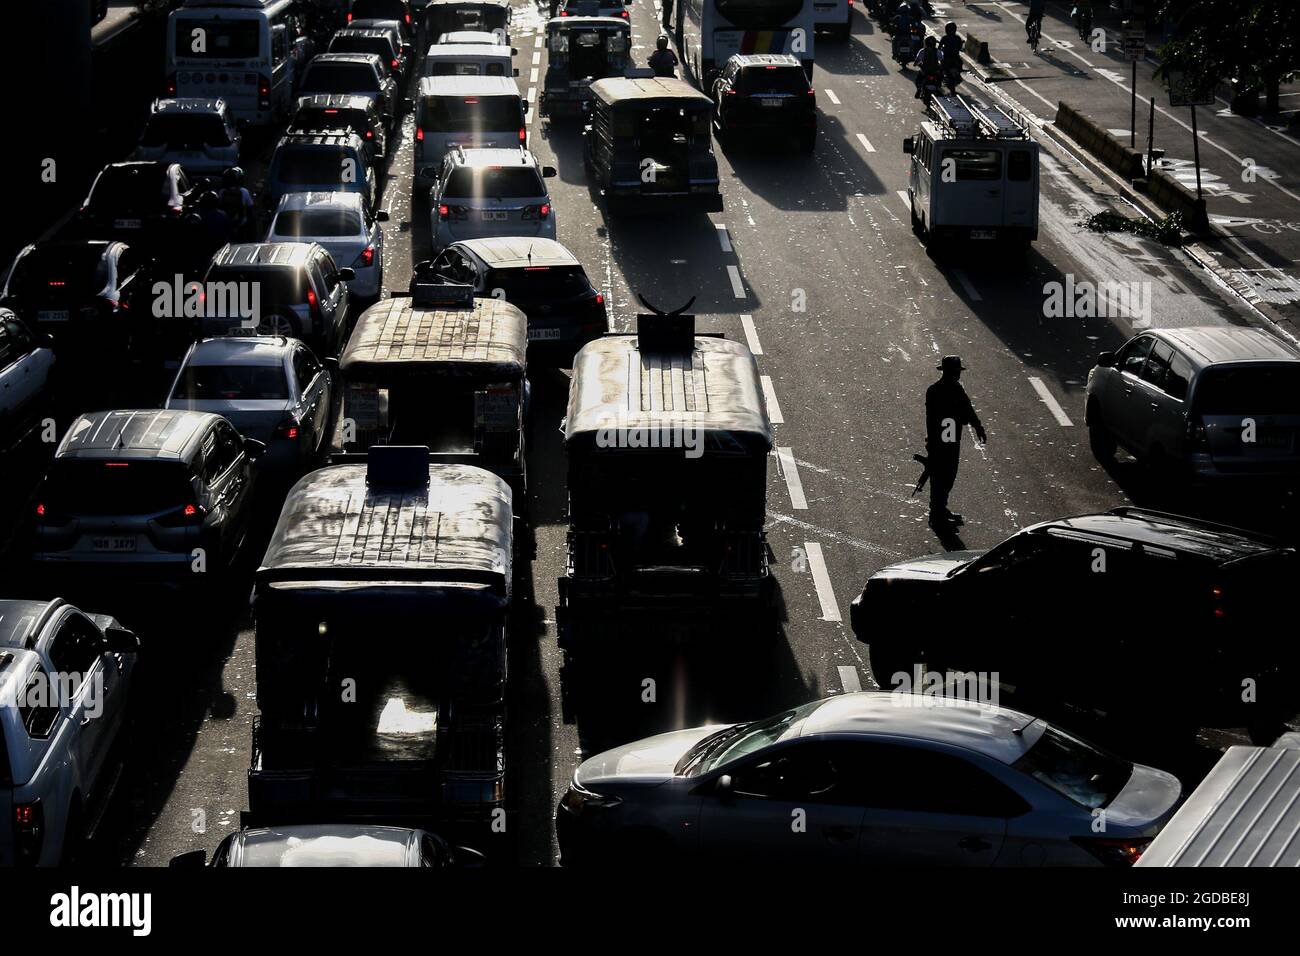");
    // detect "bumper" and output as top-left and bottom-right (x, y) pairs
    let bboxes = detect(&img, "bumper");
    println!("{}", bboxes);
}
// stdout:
(606, 189), (724, 213)
(433, 219), (556, 251)
(929, 224), (1038, 244)
(345, 262), (383, 299)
